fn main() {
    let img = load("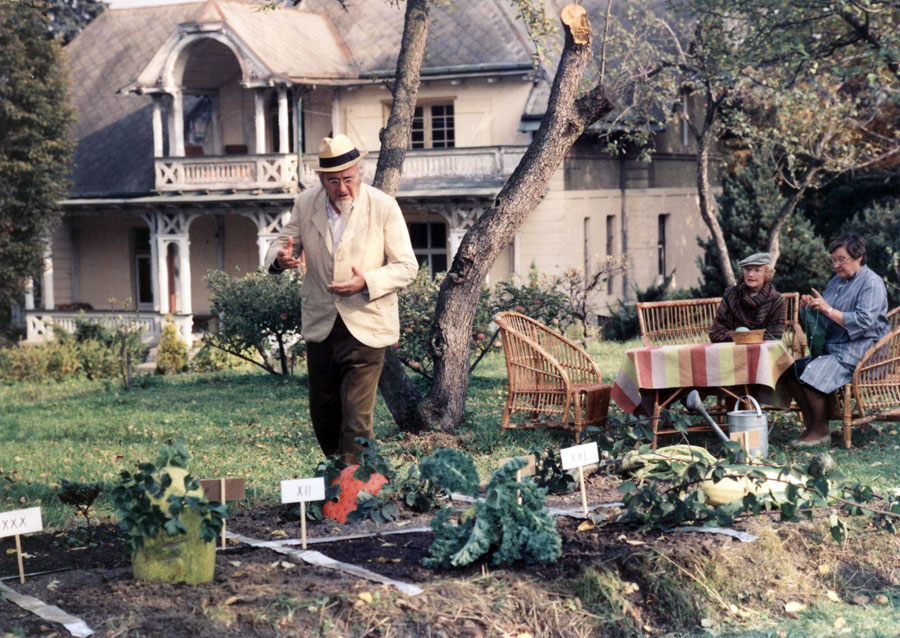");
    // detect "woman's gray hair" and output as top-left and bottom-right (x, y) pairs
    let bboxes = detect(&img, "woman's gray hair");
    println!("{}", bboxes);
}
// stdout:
(828, 233), (866, 265)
